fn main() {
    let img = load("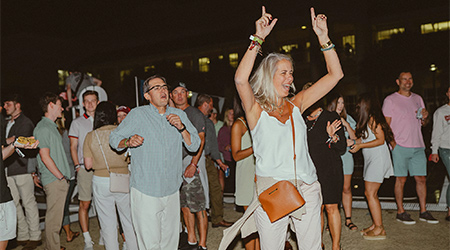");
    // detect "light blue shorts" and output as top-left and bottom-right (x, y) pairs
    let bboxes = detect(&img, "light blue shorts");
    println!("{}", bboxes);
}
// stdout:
(392, 145), (426, 177)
